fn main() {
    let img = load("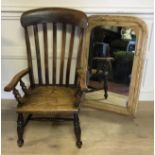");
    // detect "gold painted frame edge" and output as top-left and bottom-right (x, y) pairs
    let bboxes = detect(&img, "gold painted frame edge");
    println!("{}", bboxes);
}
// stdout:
(83, 15), (148, 116)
